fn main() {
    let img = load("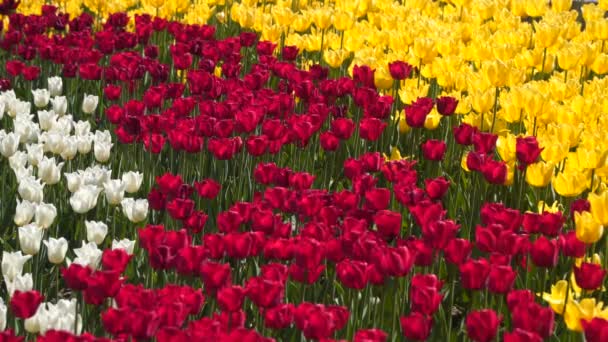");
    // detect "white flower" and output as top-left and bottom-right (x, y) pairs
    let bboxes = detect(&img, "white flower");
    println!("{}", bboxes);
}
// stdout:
(5, 273), (33, 296)
(51, 96), (67, 116)
(82, 94), (99, 114)
(72, 241), (102, 270)
(47, 76), (63, 97)
(0, 102), (4, 120)
(42, 132), (66, 155)
(64, 172), (83, 193)
(7, 99), (31, 118)
(43, 237), (68, 264)
(51, 114), (73, 135)
(8, 150), (28, 170)
(70, 185), (101, 214)
(37, 157), (64, 185)
(1, 251), (31, 282)
(0, 131), (19, 157)
(121, 198), (148, 223)
(24, 305), (44, 333)
(26, 143), (44, 167)
(74, 121), (91, 136)
(14, 198), (36, 226)
(35, 203), (57, 229)
(85, 220), (108, 245)
(13, 166), (34, 183)
(14, 117), (39, 144)
(37, 110), (57, 131)
(0, 298), (6, 331)
(104, 179), (125, 205)
(32, 89), (50, 108)
(36, 299), (79, 335)
(18, 224), (44, 255)
(112, 239), (136, 255)
(18, 176), (44, 203)
(122, 171), (143, 193)
(82, 165), (111, 187)
(76, 134), (93, 155)
(94, 141), (113, 163)
(60, 136), (78, 160)
(94, 130), (112, 144)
